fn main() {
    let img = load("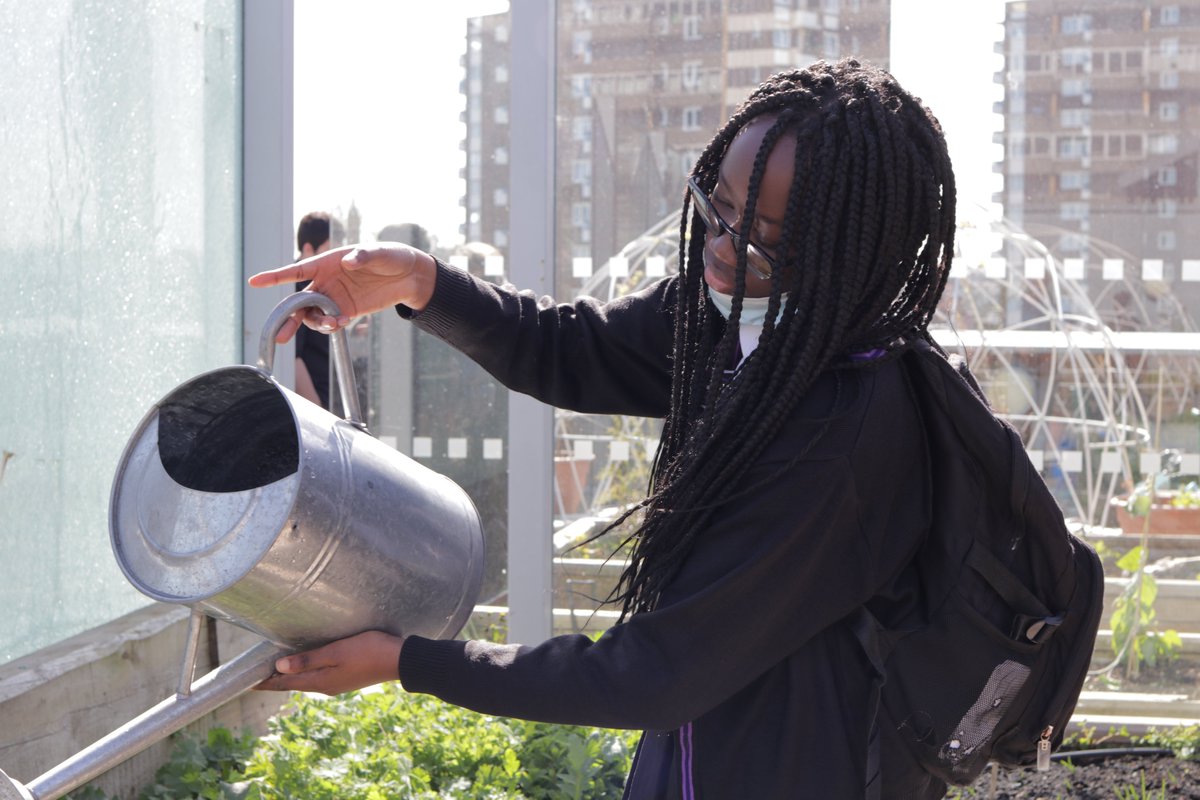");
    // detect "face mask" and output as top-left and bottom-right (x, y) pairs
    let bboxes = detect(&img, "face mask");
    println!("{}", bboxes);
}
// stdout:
(707, 285), (785, 327)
